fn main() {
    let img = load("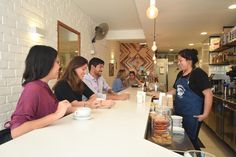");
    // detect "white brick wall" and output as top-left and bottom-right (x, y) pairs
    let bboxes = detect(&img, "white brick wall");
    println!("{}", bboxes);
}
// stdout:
(0, 0), (120, 130)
